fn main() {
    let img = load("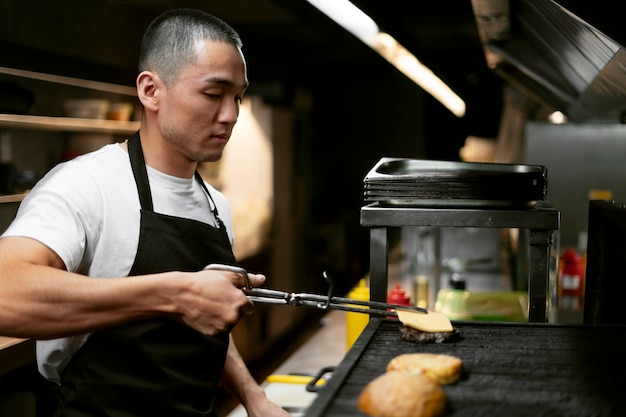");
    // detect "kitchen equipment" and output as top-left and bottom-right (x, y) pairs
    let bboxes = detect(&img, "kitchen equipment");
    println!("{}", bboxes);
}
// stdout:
(305, 318), (626, 417)
(361, 157), (559, 322)
(361, 202), (559, 322)
(472, 0), (626, 123)
(363, 157), (547, 208)
(204, 264), (429, 319)
(584, 200), (626, 324)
